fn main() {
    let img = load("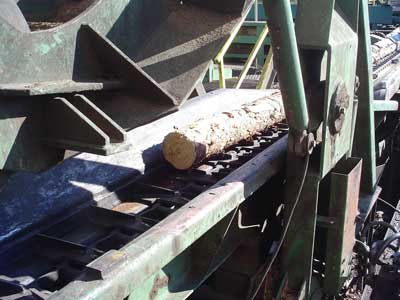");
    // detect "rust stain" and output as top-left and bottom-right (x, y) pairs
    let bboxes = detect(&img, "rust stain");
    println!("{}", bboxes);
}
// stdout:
(113, 202), (148, 214)
(342, 161), (362, 267)
(149, 274), (169, 300)
(110, 251), (125, 261)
